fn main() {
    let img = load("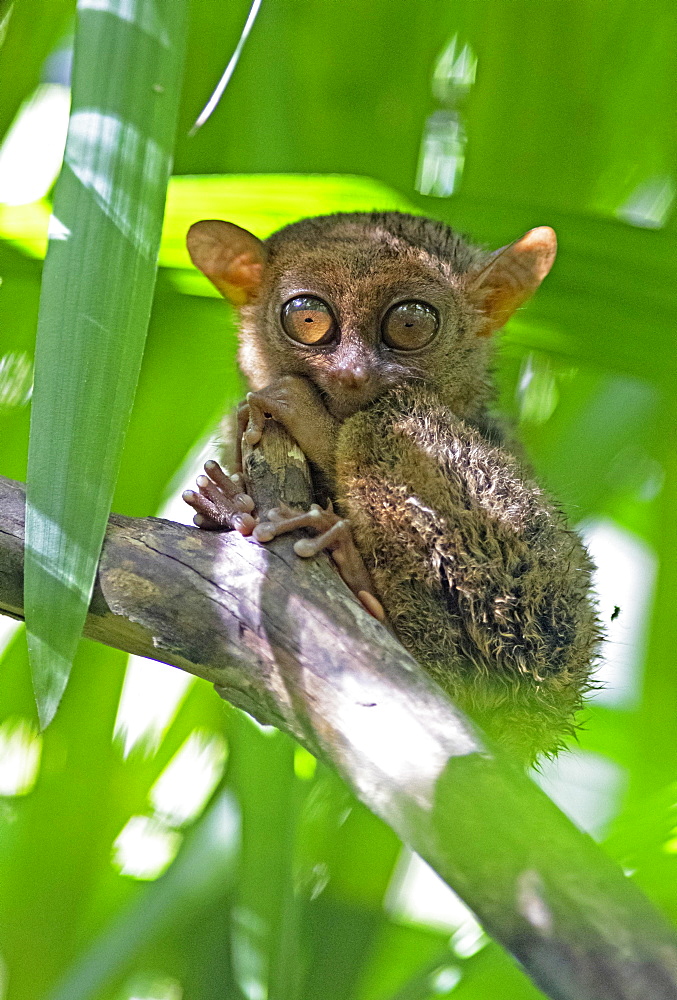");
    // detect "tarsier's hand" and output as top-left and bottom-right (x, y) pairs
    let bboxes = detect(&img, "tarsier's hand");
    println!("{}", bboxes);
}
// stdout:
(183, 460), (257, 534)
(237, 375), (339, 478)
